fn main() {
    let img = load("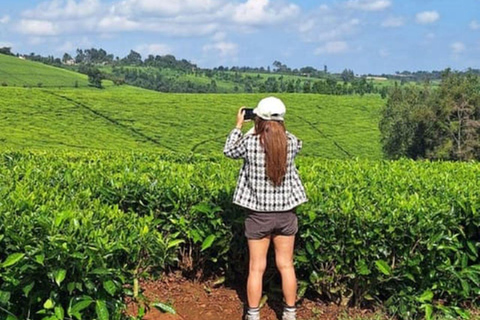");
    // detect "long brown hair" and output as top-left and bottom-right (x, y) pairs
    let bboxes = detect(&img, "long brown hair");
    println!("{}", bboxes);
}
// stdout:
(255, 117), (287, 186)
